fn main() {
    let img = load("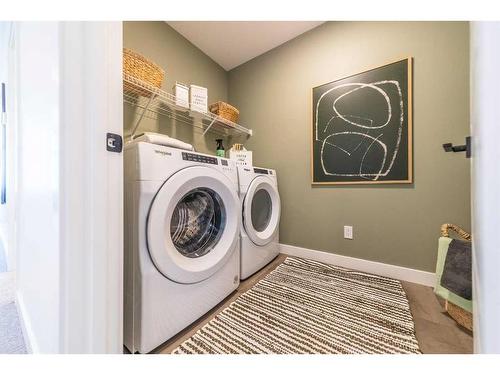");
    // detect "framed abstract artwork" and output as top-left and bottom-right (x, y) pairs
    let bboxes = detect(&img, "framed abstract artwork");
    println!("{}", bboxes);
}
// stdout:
(311, 57), (413, 185)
